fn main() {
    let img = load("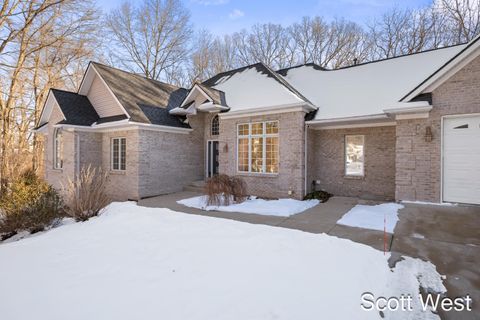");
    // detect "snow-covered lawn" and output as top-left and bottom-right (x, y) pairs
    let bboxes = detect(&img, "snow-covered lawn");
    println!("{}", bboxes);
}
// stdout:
(337, 203), (404, 233)
(0, 202), (445, 320)
(177, 195), (319, 217)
